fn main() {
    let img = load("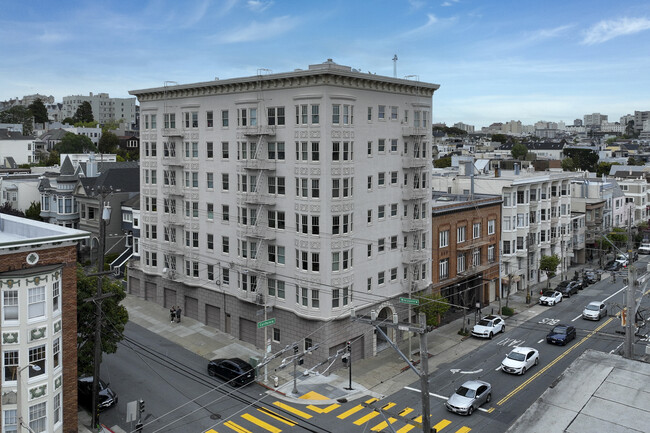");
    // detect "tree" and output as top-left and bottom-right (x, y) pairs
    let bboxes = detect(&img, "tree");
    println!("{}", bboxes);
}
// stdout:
(98, 131), (119, 153)
(73, 101), (94, 123)
(0, 105), (34, 135)
(76, 265), (129, 376)
(563, 148), (599, 172)
(539, 254), (560, 288)
(25, 201), (42, 221)
(511, 142), (528, 160)
(491, 134), (509, 144)
(54, 132), (96, 154)
(627, 156), (643, 166)
(416, 293), (450, 327)
(561, 157), (575, 171)
(434, 156), (452, 168)
(0, 202), (25, 217)
(102, 118), (126, 133)
(62, 117), (75, 125)
(28, 98), (48, 124)
(625, 120), (635, 137)
(596, 161), (619, 177)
